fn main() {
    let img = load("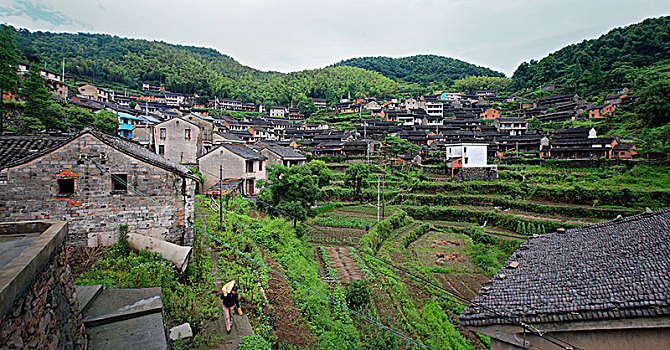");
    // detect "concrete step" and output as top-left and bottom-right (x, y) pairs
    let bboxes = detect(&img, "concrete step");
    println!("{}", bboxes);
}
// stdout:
(75, 284), (103, 313)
